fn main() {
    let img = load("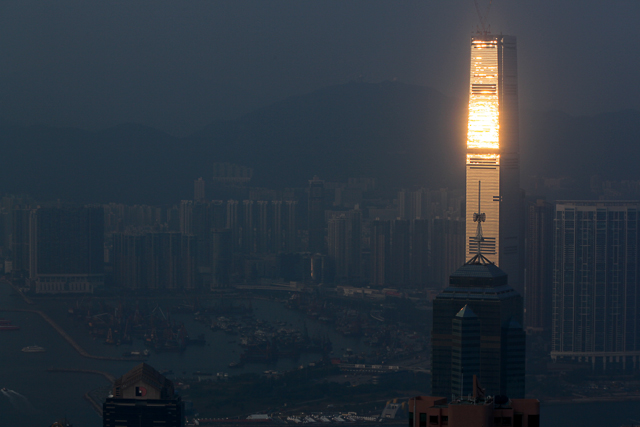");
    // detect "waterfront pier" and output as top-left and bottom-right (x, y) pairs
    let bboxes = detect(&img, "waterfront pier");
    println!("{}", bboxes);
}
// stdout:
(0, 308), (146, 362)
